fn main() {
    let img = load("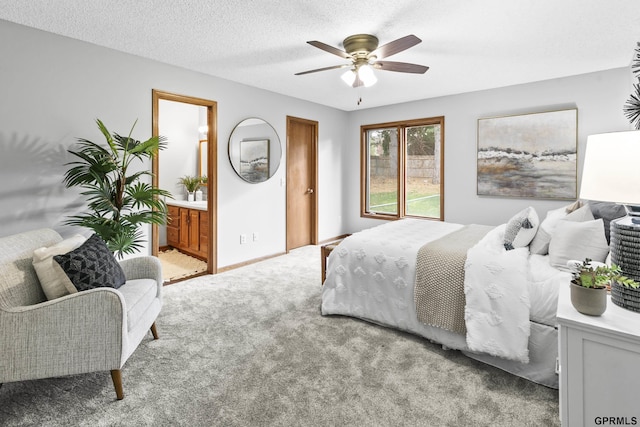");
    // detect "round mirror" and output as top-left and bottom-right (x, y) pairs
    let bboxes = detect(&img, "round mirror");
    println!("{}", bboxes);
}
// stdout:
(228, 118), (281, 183)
